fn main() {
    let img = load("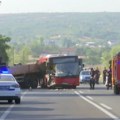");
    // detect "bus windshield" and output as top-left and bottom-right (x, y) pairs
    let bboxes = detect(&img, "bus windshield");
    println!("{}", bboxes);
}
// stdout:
(55, 62), (79, 77)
